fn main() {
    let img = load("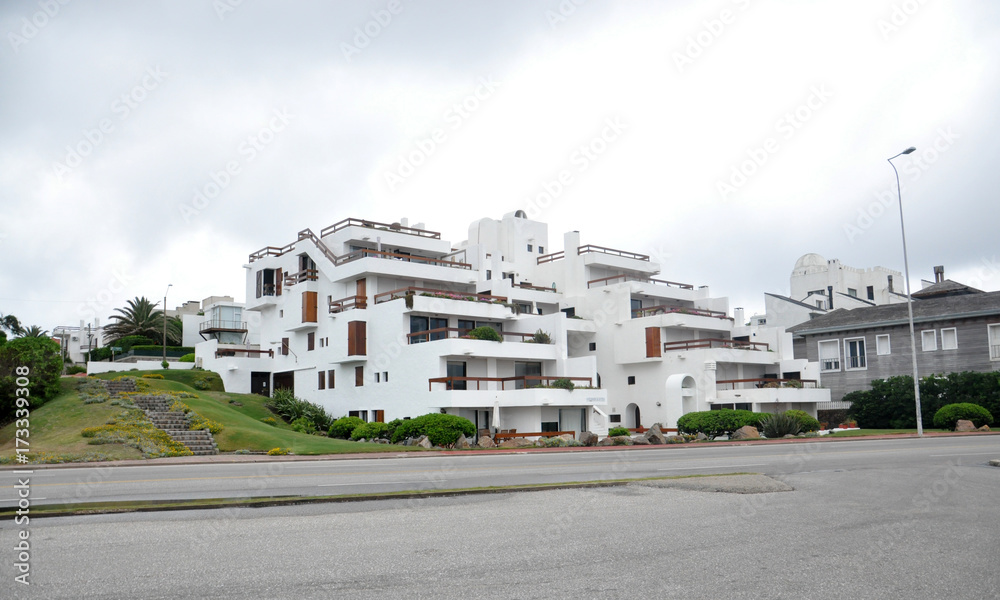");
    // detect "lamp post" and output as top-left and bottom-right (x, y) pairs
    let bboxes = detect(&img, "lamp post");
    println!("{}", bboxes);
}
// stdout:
(888, 146), (922, 437)
(163, 284), (172, 367)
